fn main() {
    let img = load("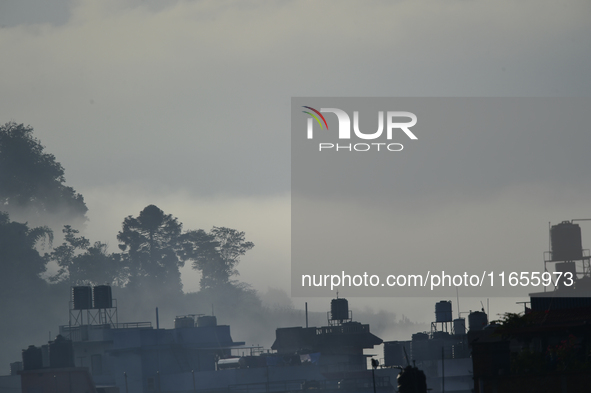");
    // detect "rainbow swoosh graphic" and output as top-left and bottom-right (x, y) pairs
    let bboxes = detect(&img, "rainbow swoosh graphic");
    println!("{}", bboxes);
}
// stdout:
(302, 106), (328, 130)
